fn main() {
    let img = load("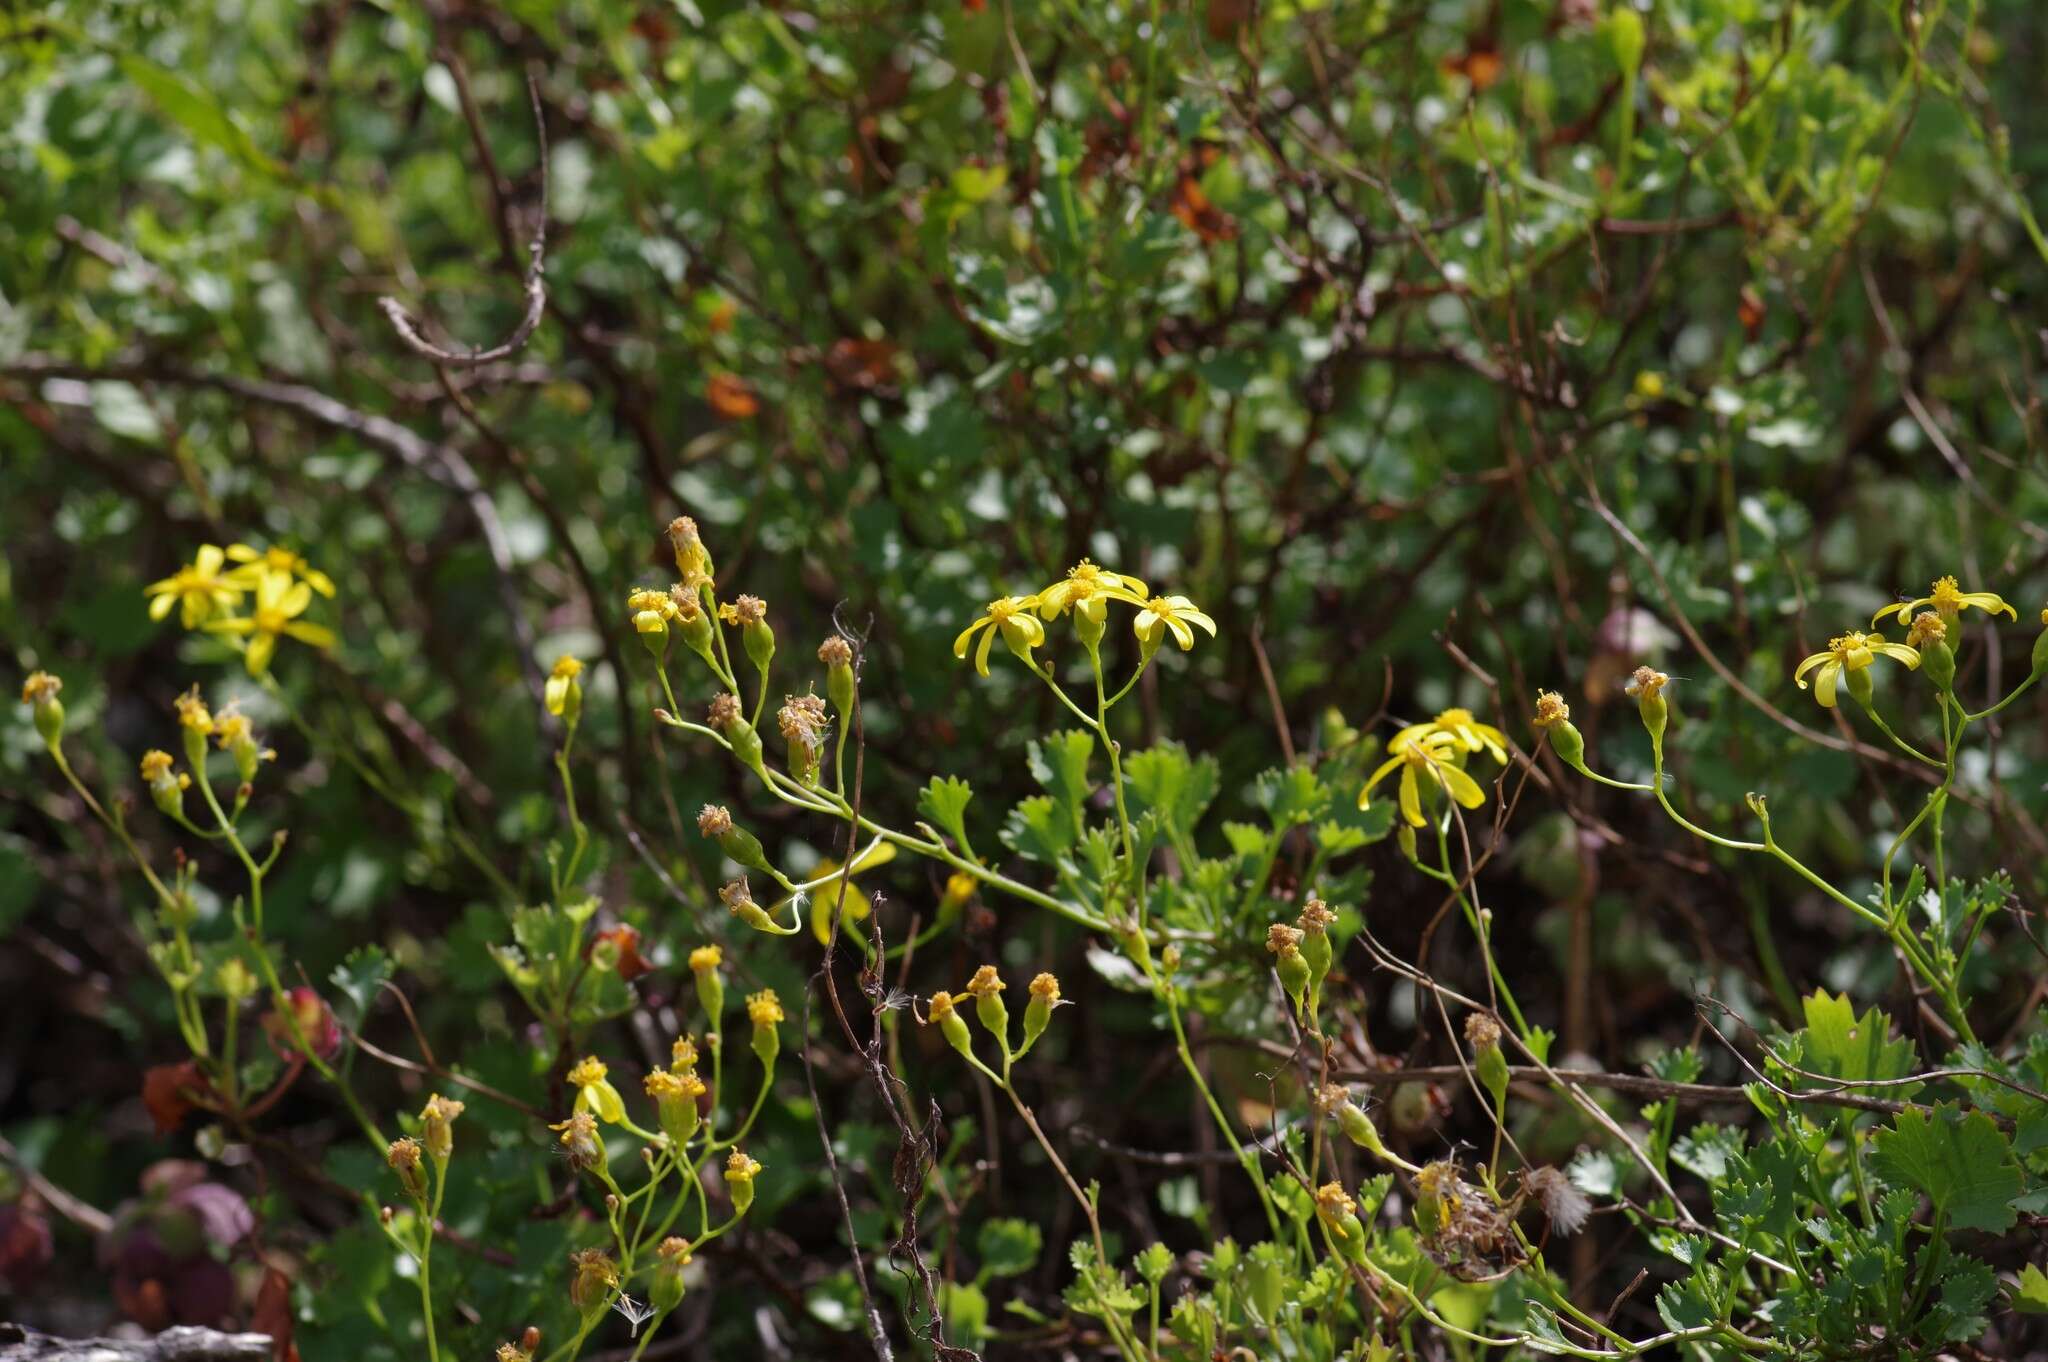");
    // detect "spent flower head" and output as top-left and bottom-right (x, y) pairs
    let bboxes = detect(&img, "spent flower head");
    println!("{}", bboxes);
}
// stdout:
(697, 804), (734, 837)
(1532, 690), (1570, 729)
(964, 964), (1005, 998)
